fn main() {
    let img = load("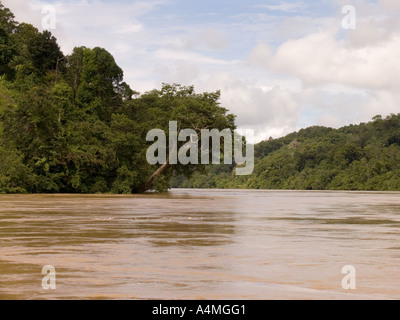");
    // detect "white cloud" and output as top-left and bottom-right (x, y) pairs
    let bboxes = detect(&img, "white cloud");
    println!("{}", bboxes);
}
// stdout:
(189, 72), (301, 141)
(266, 31), (400, 90)
(184, 28), (229, 51)
(114, 24), (143, 35)
(247, 42), (272, 68)
(153, 48), (239, 66)
(153, 61), (200, 85)
(3, 0), (161, 53)
(257, 1), (308, 13)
